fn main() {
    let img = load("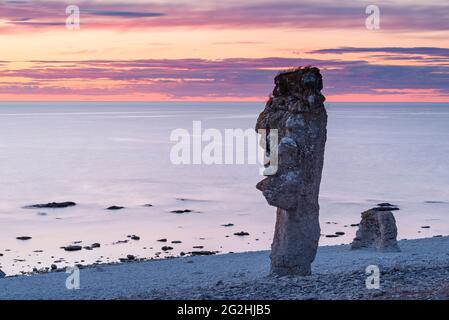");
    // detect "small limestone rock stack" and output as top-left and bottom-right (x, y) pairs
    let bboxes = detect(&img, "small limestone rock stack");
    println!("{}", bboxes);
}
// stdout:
(256, 67), (327, 276)
(351, 205), (400, 252)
